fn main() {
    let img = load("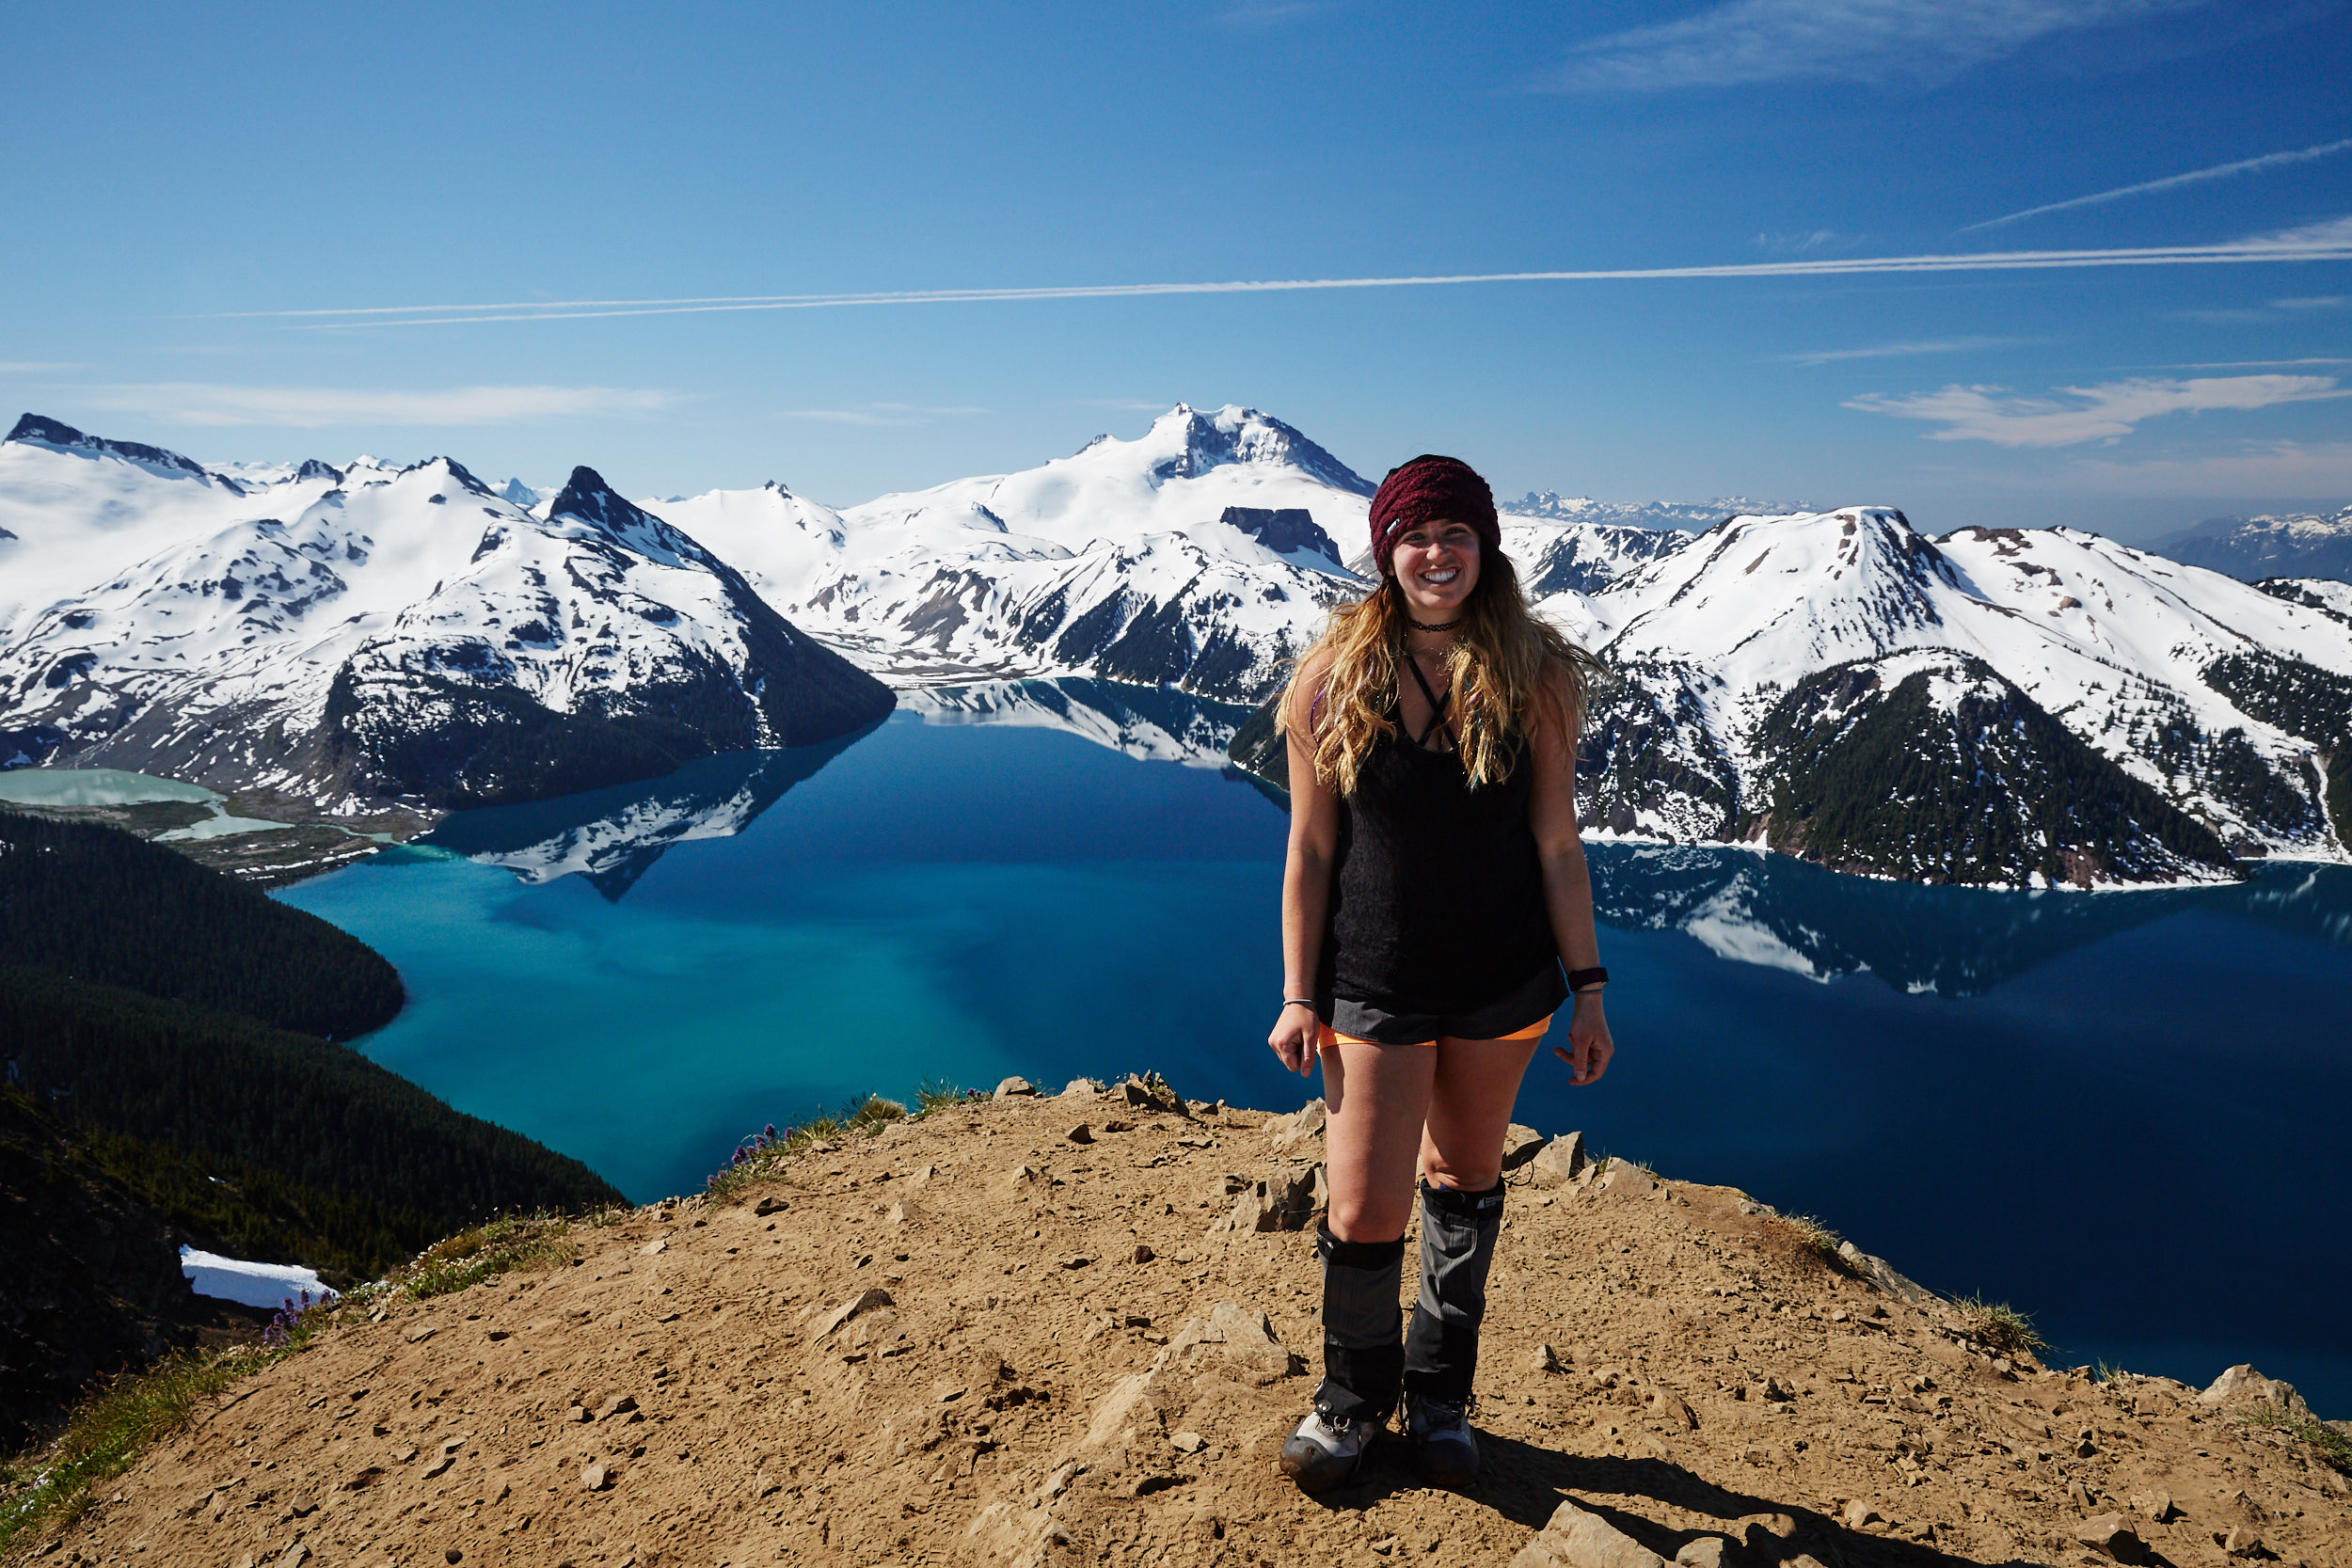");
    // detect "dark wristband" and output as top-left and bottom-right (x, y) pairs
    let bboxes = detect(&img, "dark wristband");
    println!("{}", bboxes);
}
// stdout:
(1566, 966), (1609, 992)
